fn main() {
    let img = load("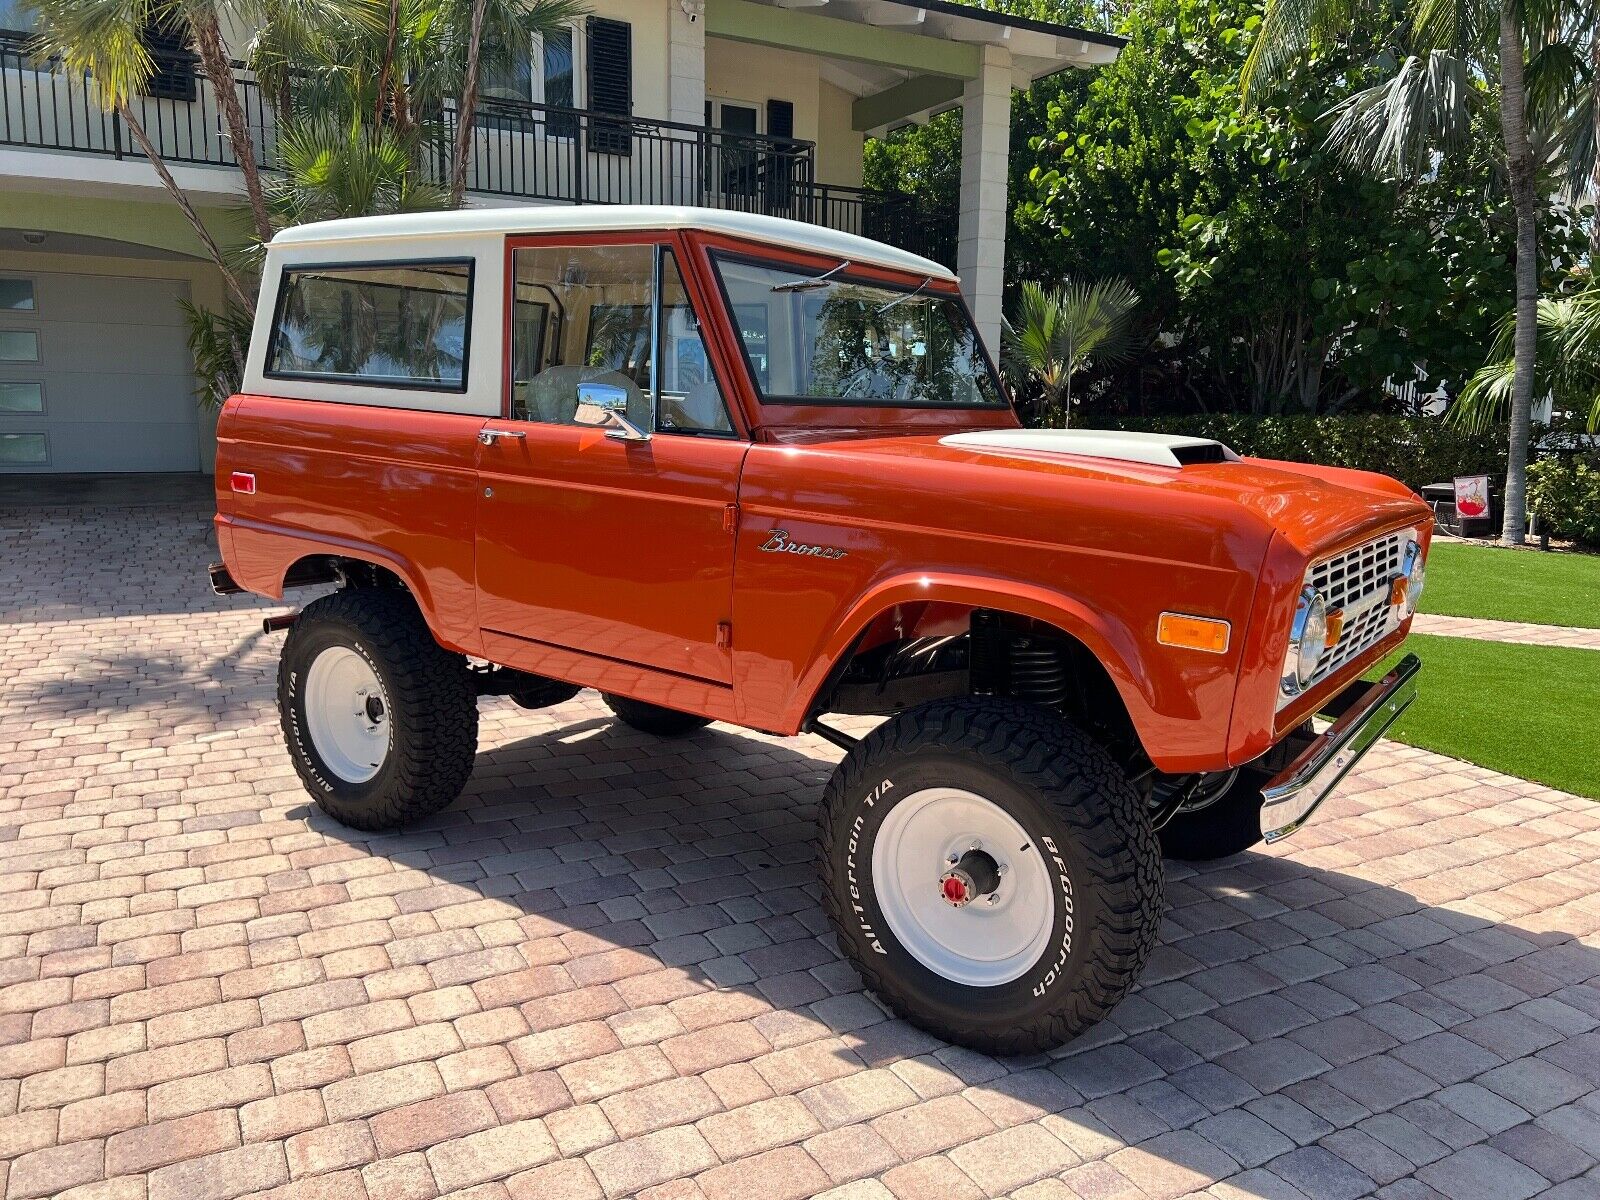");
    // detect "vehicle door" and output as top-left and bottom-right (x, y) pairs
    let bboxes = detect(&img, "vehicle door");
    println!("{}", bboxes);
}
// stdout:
(473, 234), (747, 685)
